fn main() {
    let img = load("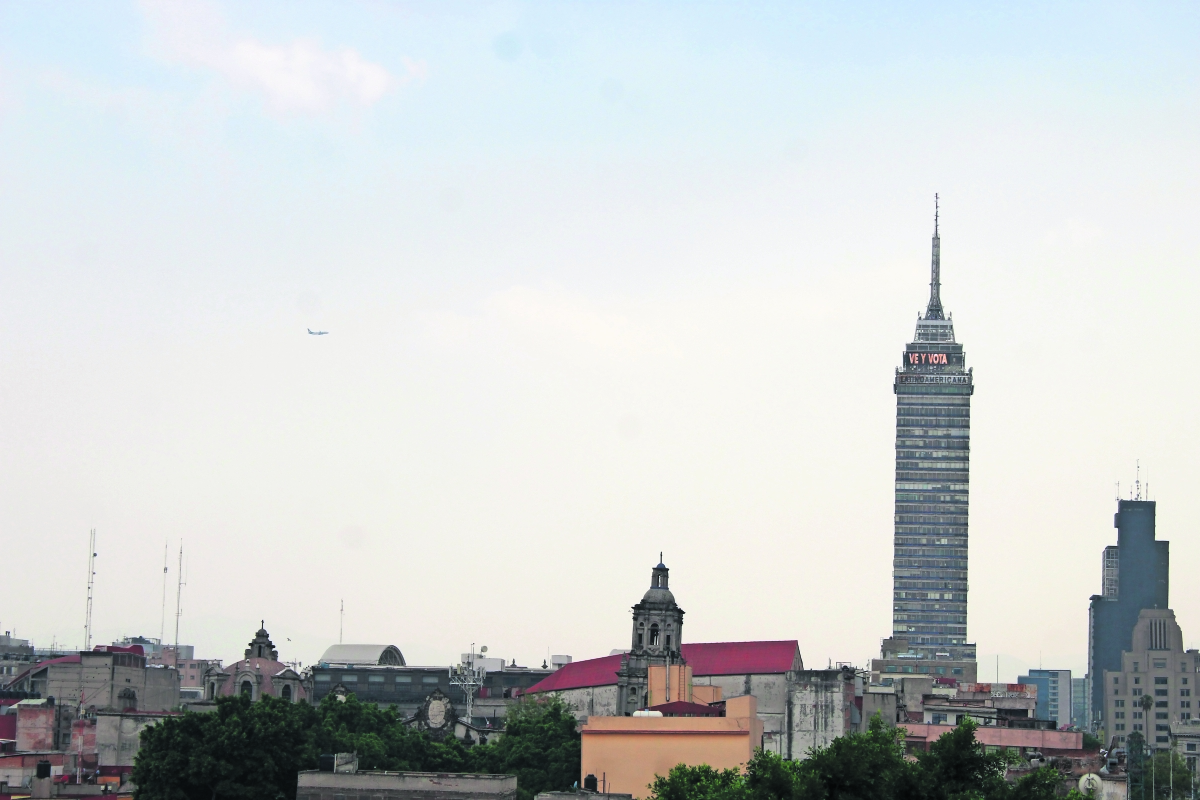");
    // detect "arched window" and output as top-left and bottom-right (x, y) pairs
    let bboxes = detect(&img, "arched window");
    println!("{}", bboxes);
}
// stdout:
(208, 683), (215, 699)
(281, 685), (292, 702)
(241, 681), (253, 698)
(650, 625), (660, 646)
(257, 646), (263, 658)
